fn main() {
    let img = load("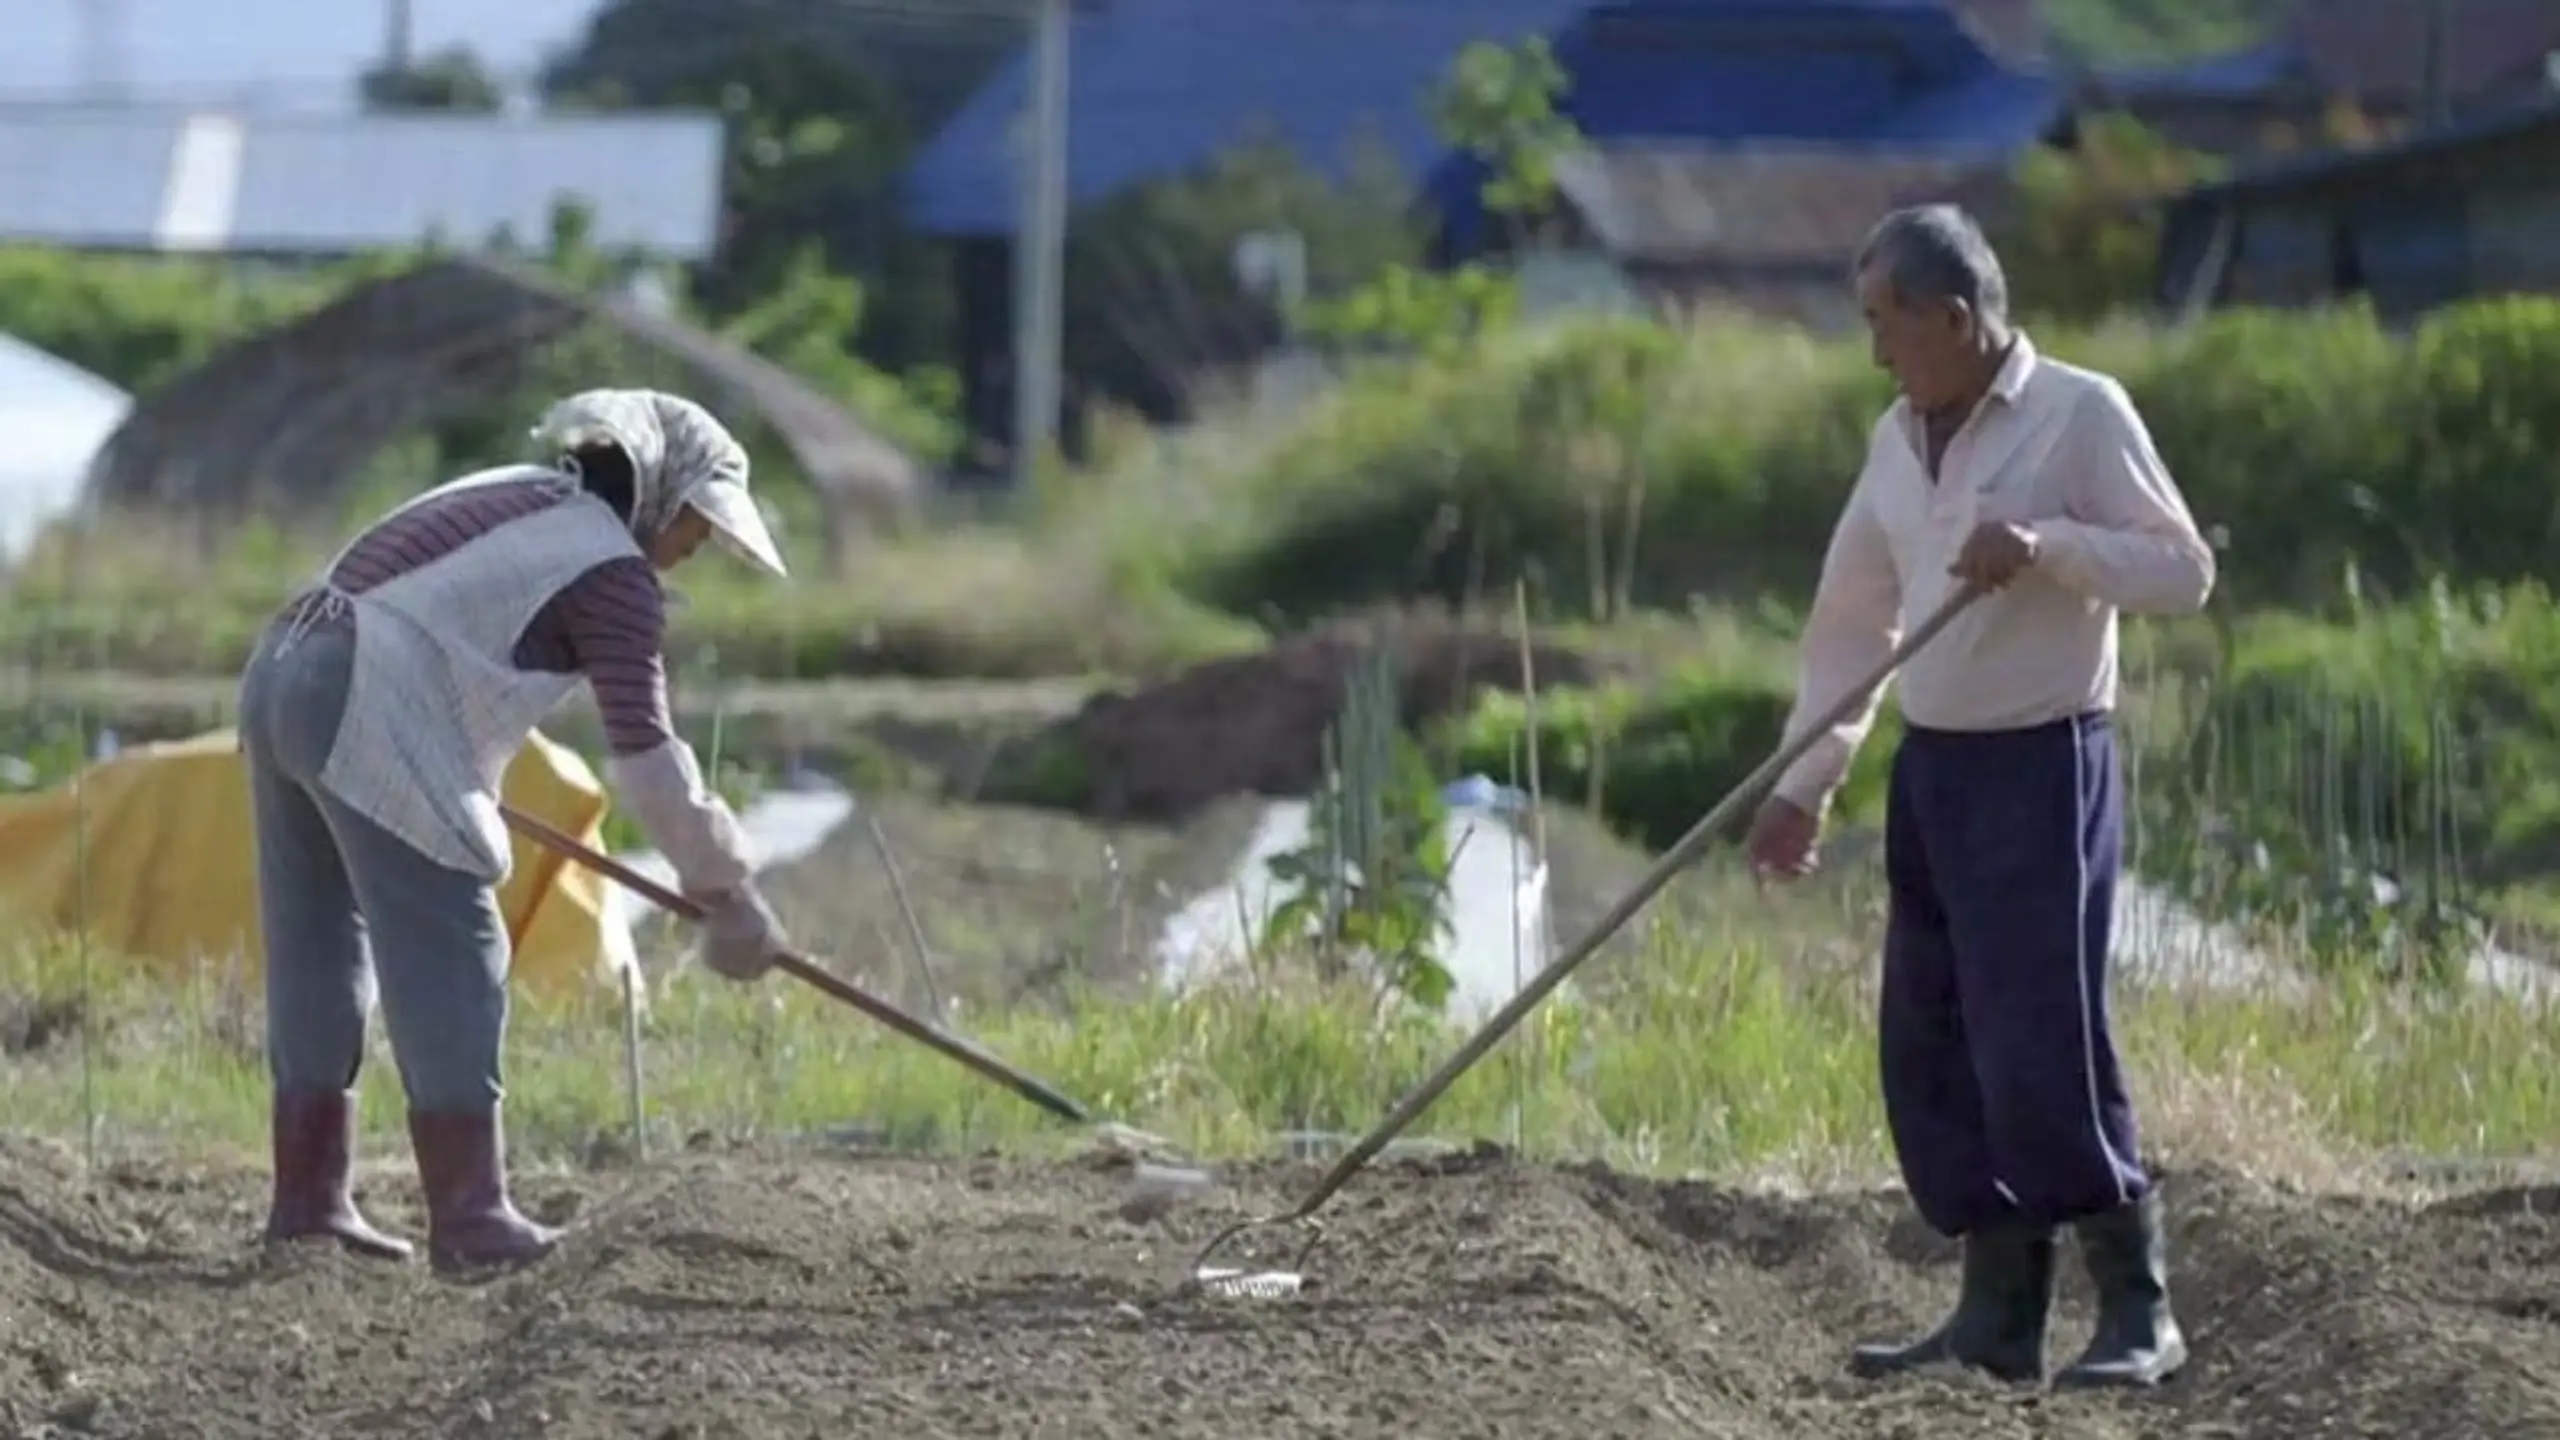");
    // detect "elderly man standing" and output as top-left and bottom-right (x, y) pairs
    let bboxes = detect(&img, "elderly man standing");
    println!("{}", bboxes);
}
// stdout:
(1744, 205), (2215, 1389)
